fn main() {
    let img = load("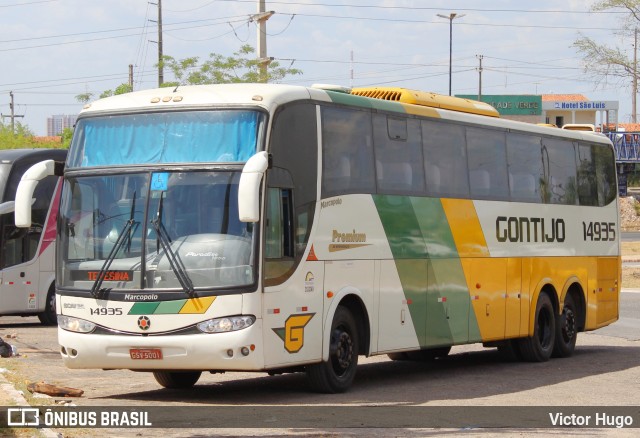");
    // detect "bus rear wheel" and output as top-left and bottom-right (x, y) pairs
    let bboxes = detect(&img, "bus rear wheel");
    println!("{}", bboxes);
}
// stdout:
(307, 306), (359, 393)
(153, 371), (201, 389)
(518, 292), (555, 362)
(37, 284), (57, 326)
(552, 293), (578, 358)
